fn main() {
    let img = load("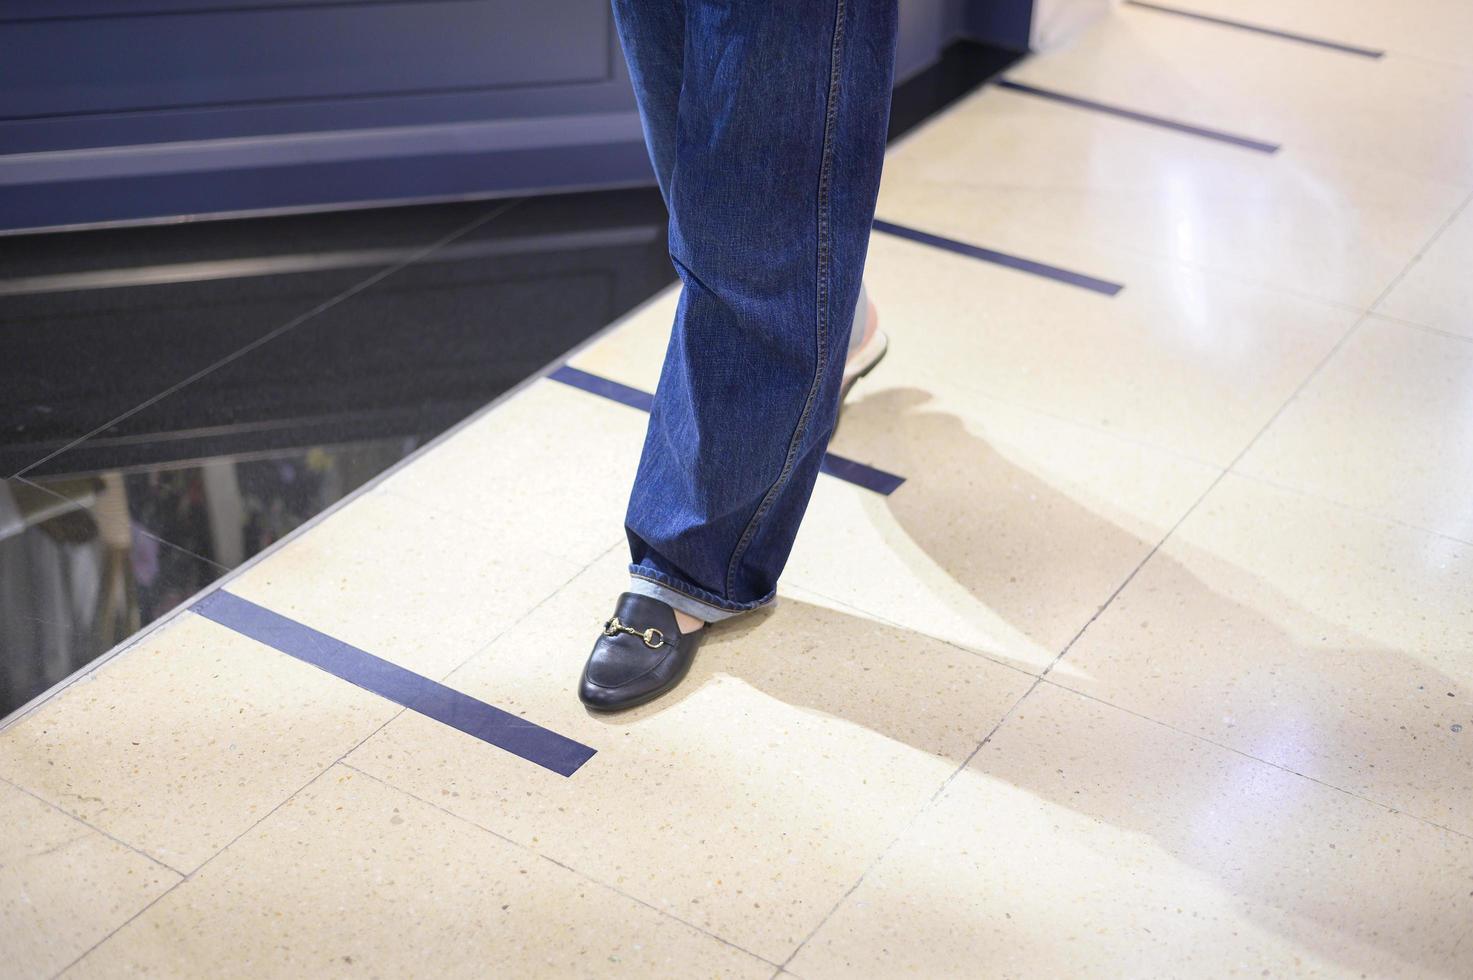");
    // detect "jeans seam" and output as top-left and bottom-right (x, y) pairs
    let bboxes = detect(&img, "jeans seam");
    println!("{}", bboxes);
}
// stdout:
(722, 0), (847, 599)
